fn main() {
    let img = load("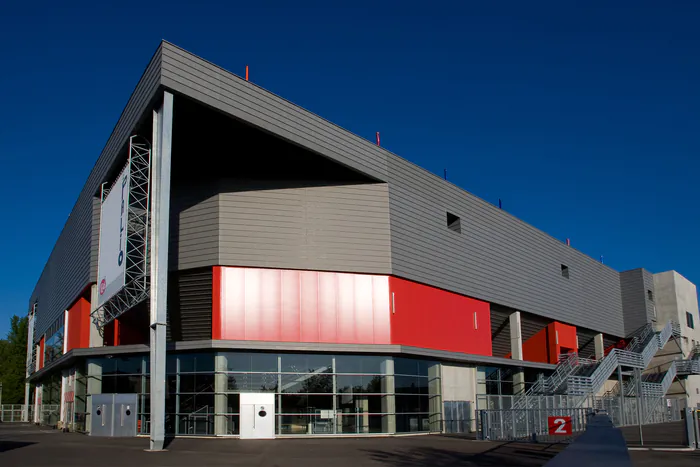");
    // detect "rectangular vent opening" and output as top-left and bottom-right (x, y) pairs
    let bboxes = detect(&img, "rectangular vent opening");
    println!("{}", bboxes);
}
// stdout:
(447, 212), (461, 234)
(561, 264), (570, 279)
